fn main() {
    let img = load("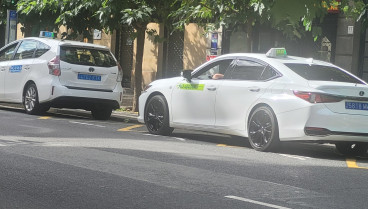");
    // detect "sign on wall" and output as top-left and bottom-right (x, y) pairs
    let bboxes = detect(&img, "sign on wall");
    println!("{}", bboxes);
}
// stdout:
(93, 29), (102, 40)
(5, 10), (17, 44)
